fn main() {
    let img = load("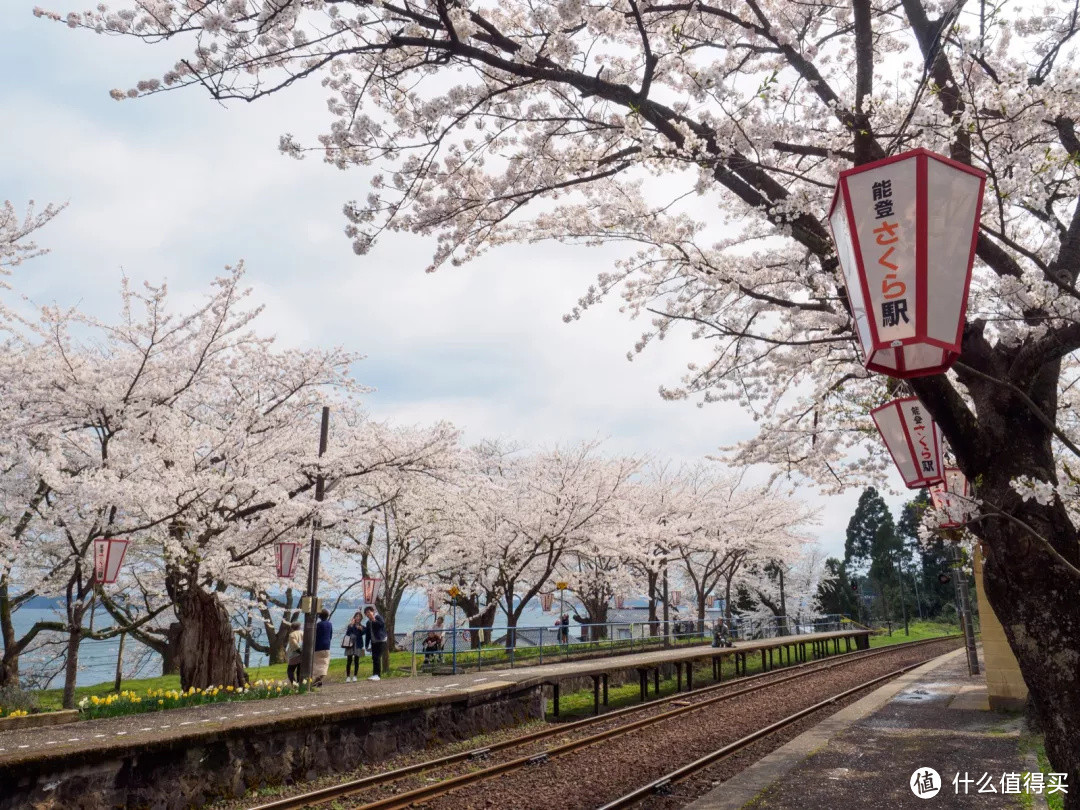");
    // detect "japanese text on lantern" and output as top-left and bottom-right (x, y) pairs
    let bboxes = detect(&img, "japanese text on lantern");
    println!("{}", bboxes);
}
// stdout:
(909, 404), (936, 473)
(872, 179), (909, 329)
